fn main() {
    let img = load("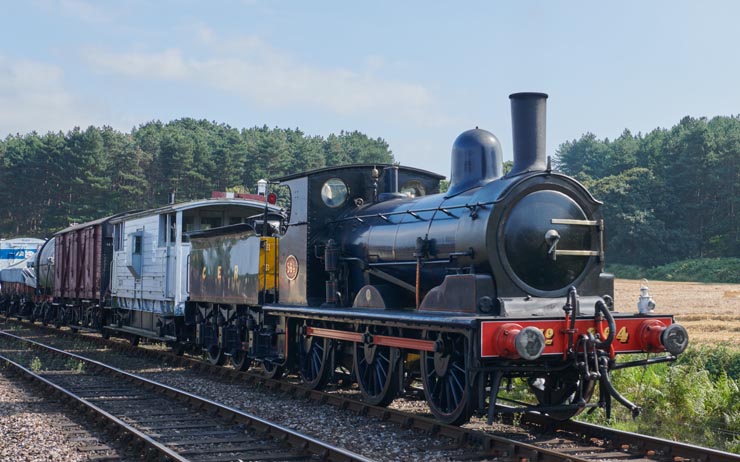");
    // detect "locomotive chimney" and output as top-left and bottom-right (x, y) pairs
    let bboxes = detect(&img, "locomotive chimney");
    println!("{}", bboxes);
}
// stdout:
(509, 92), (548, 176)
